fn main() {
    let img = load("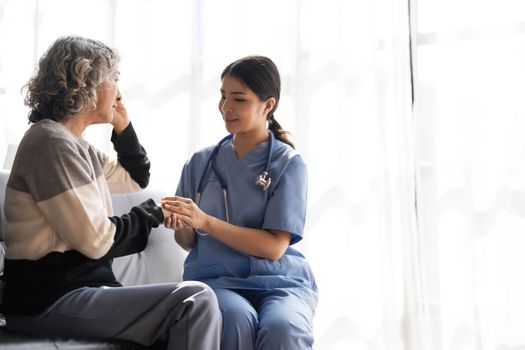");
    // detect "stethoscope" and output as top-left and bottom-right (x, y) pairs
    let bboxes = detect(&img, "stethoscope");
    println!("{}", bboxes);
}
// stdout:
(194, 131), (275, 235)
